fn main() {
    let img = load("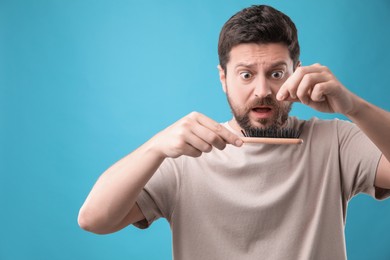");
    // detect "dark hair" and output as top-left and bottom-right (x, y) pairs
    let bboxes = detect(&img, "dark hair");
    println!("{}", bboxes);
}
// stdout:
(218, 5), (300, 72)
